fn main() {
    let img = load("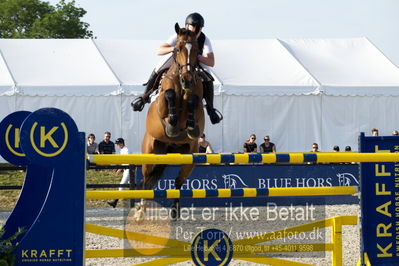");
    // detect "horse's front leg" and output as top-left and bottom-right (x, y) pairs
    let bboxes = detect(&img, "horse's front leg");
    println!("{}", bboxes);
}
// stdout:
(186, 93), (200, 139)
(164, 89), (179, 138)
(171, 164), (195, 220)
